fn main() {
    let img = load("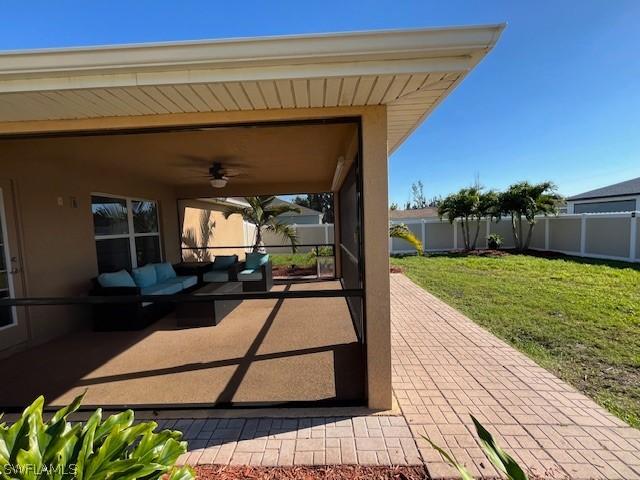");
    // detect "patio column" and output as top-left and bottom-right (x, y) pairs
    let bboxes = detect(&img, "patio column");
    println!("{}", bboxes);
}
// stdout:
(361, 107), (392, 410)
